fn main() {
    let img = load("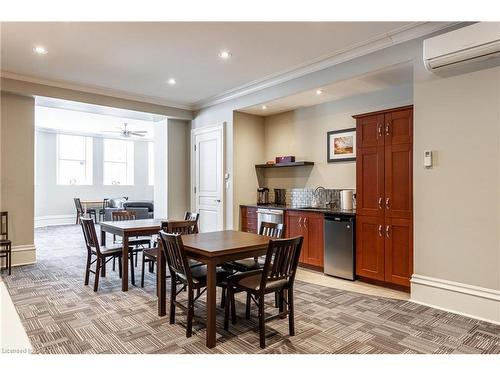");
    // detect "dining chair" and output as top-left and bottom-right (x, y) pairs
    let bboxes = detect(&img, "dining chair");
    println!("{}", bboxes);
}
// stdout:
(74, 198), (97, 224)
(158, 230), (231, 337)
(80, 217), (134, 292)
(224, 235), (303, 348)
(0, 211), (12, 275)
(141, 220), (202, 288)
(99, 198), (109, 222)
(184, 211), (200, 222)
